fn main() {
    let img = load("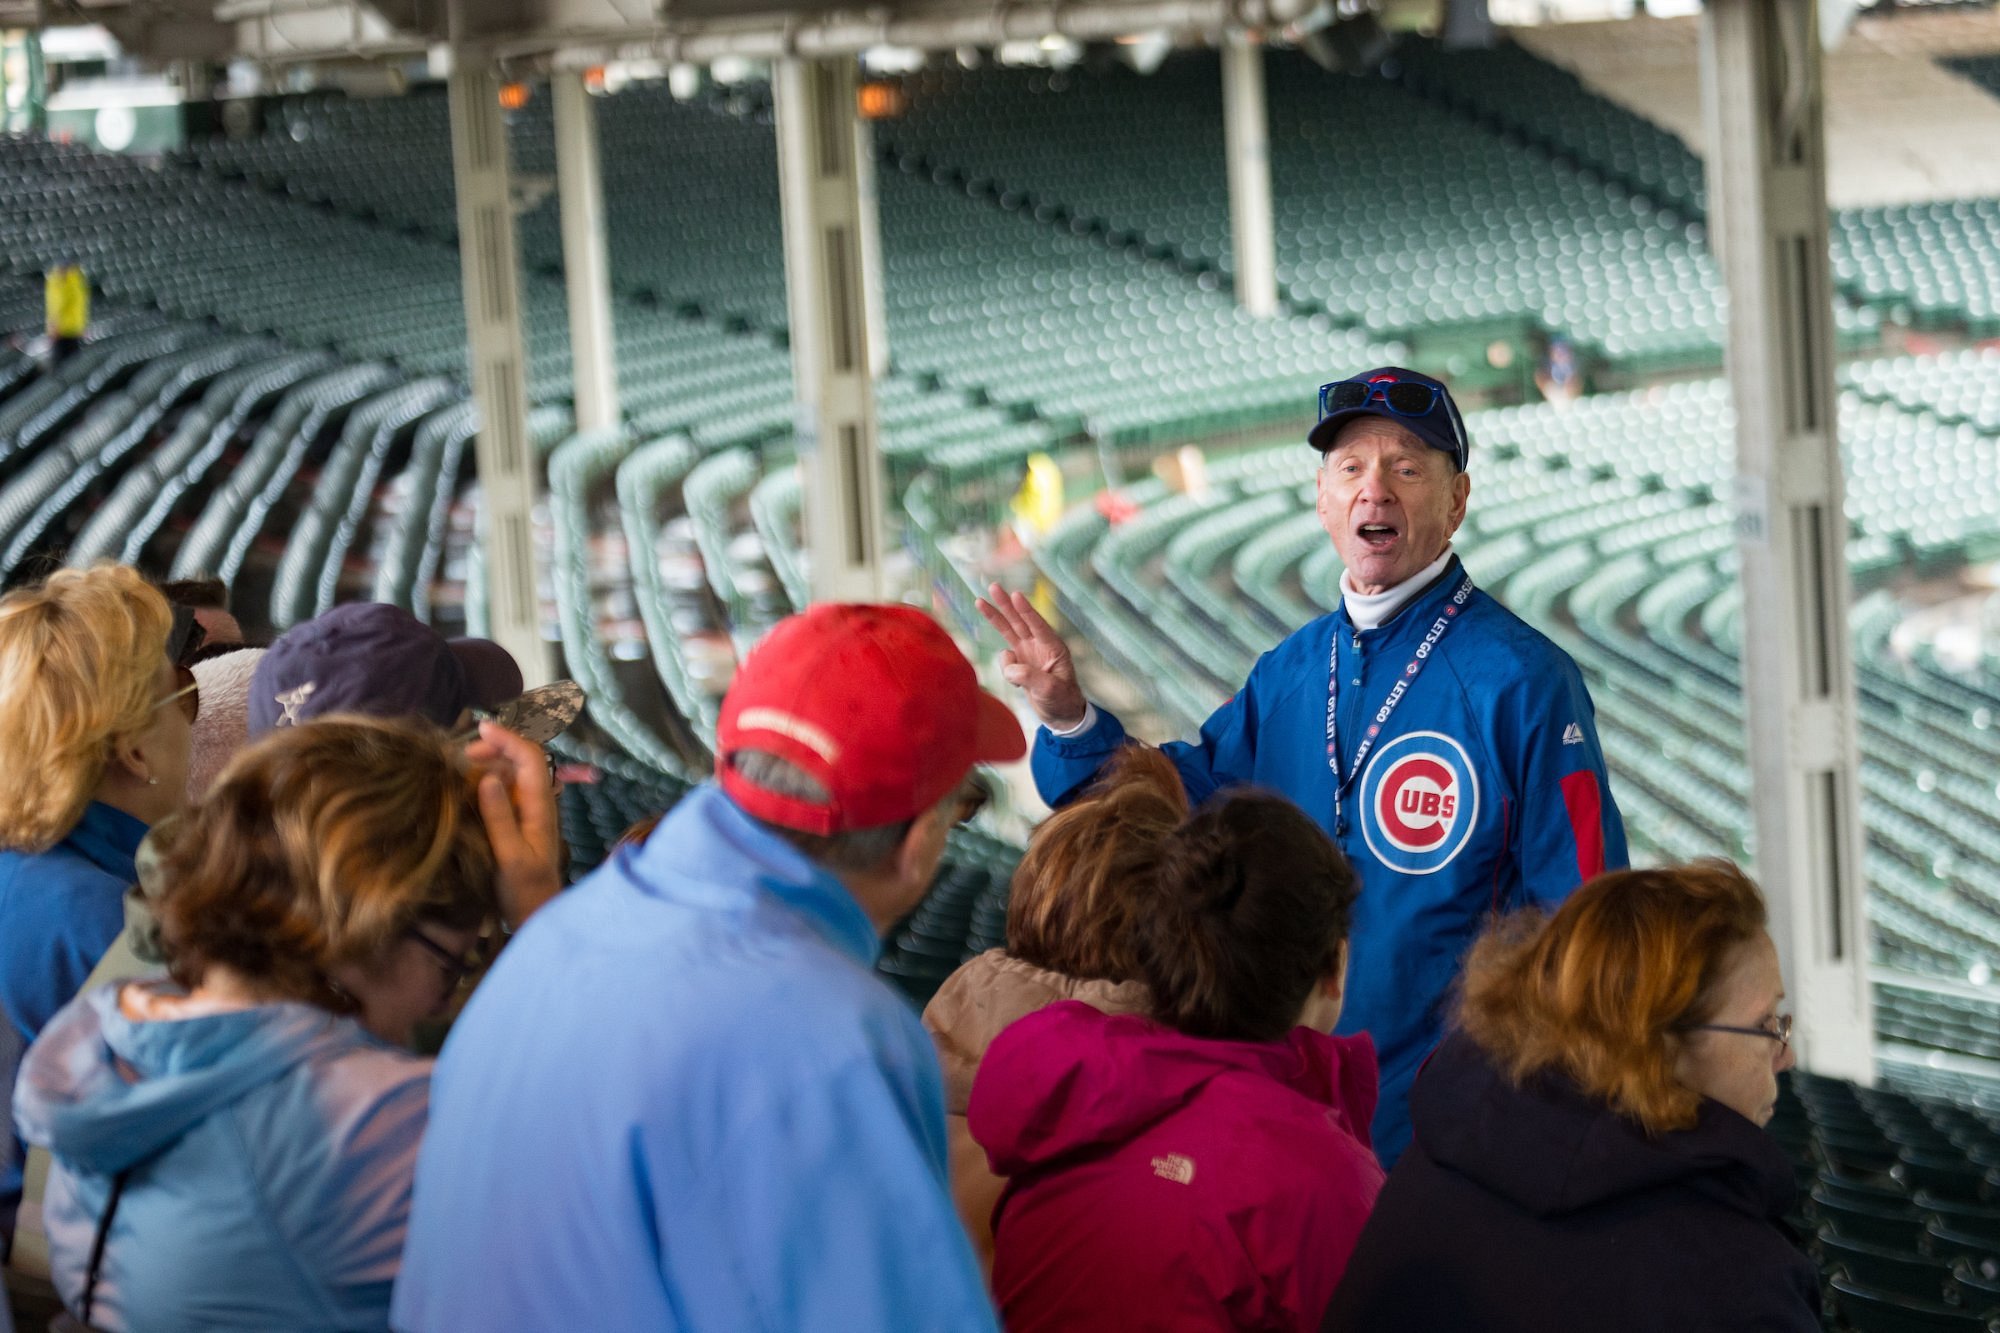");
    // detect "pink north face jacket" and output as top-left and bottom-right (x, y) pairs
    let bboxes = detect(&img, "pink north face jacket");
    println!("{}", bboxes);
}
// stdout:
(970, 1000), (1386, 1332)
